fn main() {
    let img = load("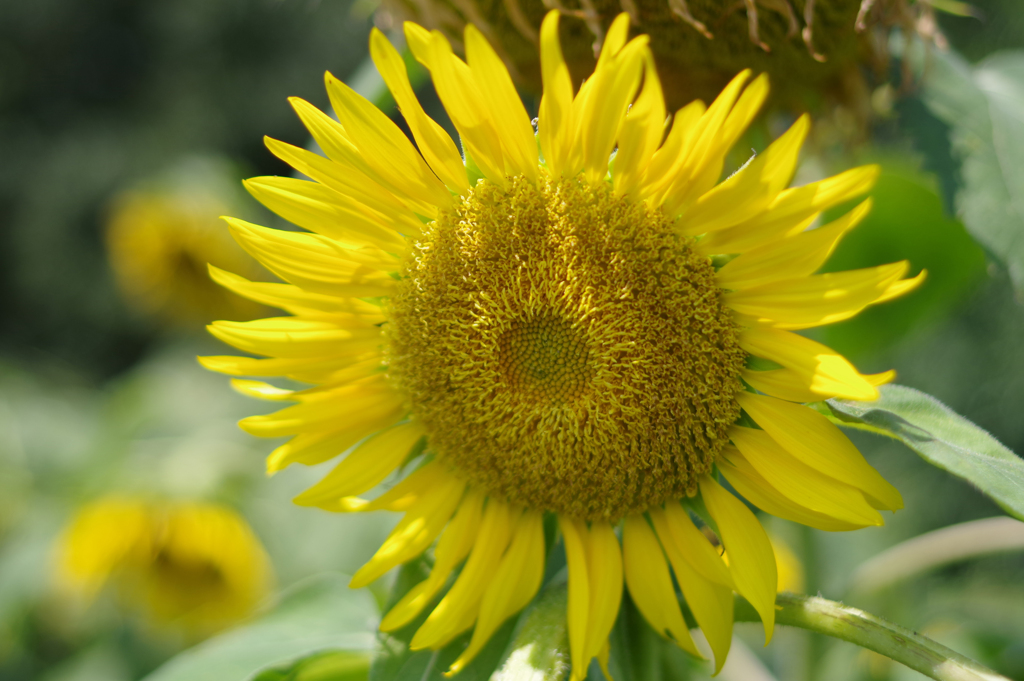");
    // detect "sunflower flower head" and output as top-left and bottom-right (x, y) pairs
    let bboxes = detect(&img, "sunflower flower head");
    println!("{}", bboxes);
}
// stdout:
(204, 11), (923, 674)
(106, 161), (267, 326)
(55, 496), (272, 635)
